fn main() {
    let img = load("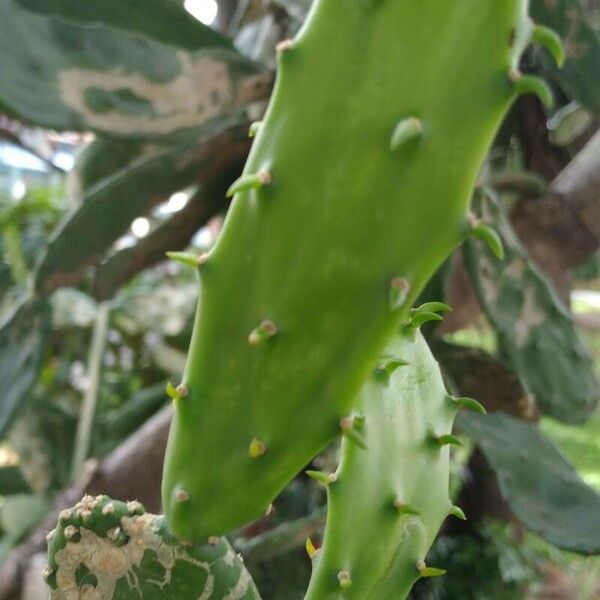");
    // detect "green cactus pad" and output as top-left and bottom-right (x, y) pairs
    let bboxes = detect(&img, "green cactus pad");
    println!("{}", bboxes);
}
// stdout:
(304, 329), (461, 600)
(45, 495), (261, 599)
(162, 0), (555, 540)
